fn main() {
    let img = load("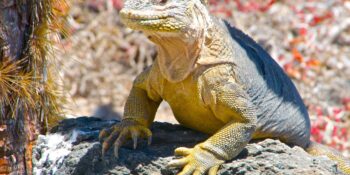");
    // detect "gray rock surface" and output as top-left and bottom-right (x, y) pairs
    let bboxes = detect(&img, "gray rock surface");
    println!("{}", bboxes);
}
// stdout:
(33, 117), (344, 175)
